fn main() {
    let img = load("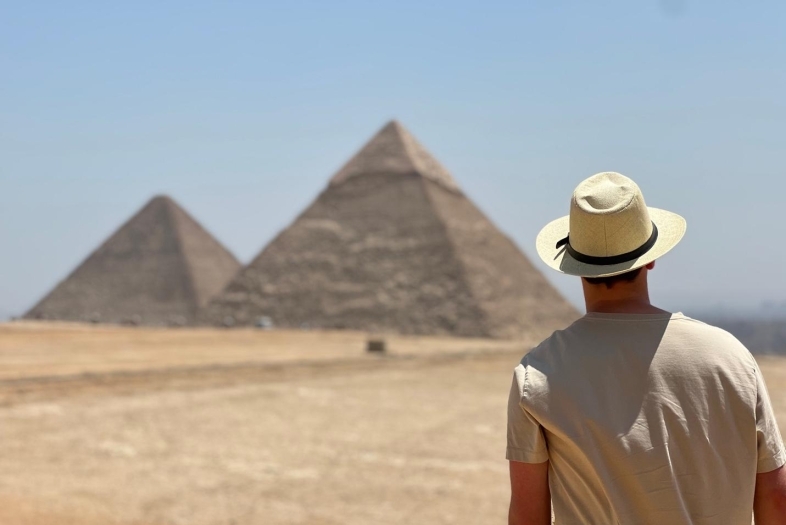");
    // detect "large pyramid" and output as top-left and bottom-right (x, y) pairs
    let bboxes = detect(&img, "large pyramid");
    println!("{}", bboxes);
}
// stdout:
(25, 196), (241, 326)
(203, 121), (578, 338)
